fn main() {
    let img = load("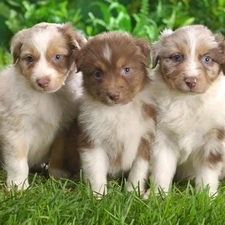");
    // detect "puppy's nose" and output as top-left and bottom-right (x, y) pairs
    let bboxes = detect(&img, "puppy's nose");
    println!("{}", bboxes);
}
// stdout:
(37, 77), (50, 89)
(108, 91), (120, 102)
(185, 77), (197, 89)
